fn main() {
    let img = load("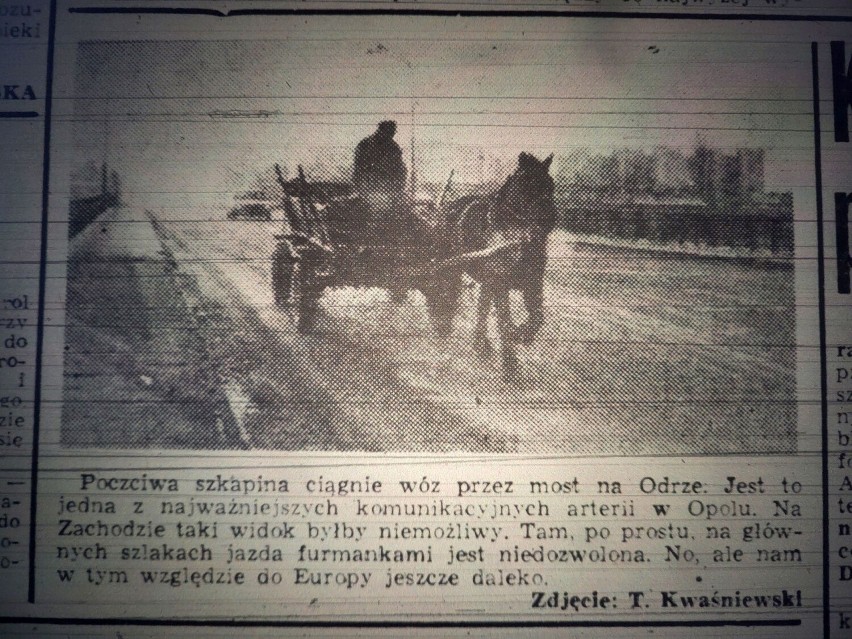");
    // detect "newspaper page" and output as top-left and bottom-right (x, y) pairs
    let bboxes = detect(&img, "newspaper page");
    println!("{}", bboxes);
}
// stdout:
(1, 0), (851, 636)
